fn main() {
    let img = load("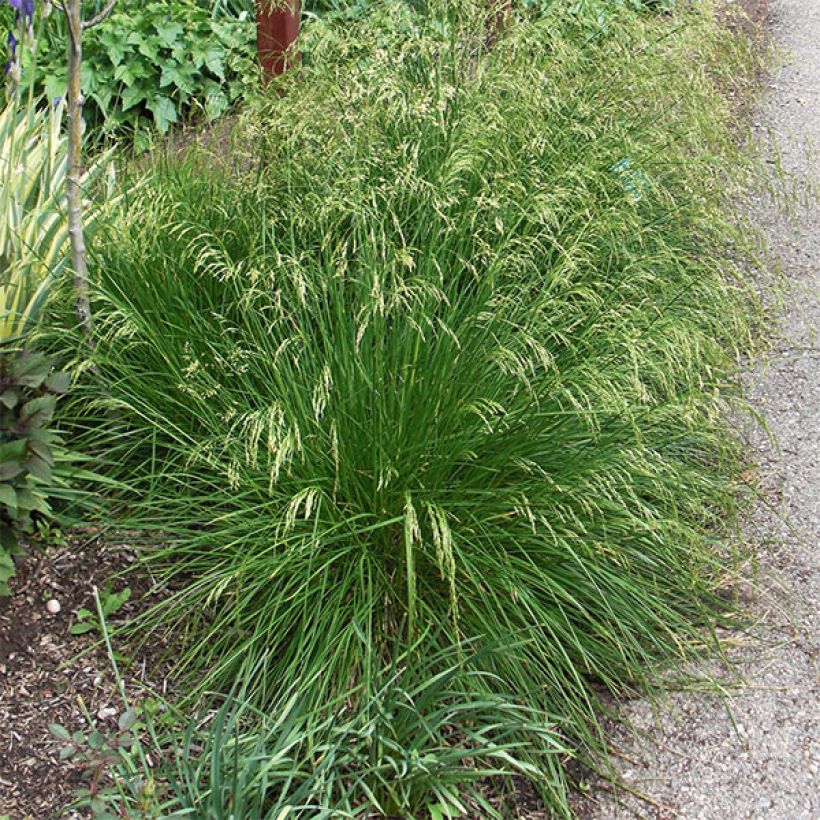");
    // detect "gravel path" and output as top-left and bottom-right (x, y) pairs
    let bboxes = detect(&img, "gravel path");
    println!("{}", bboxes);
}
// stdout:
(583, 1), (819, 817)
